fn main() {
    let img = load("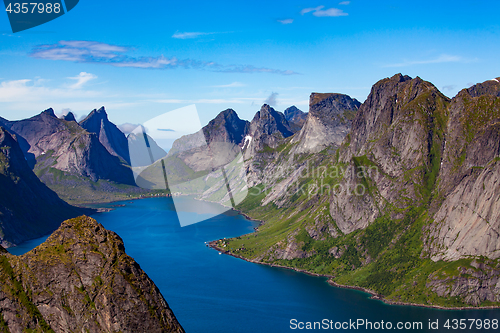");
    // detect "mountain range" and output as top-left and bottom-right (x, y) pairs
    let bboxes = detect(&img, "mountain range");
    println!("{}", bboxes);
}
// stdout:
(0, 107), (159, 205)
(2, 72), (500, 324)
(200, 74), (500, 308)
